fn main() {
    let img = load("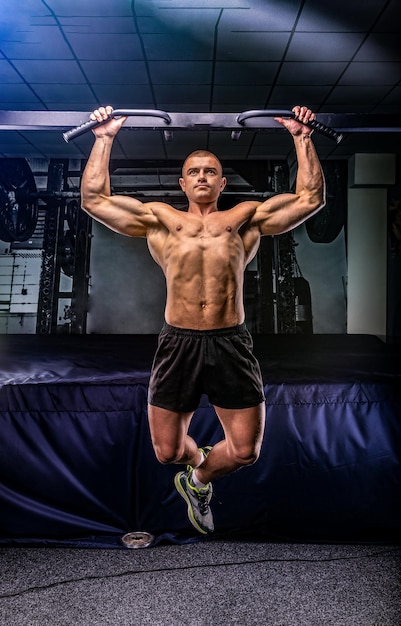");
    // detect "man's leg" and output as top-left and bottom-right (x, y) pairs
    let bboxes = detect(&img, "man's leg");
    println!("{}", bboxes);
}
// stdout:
(174, 402), (265, 534)
(147, 404), (202, 468)
(195, 402), (266, 485)
(147, 404), (215, 534)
